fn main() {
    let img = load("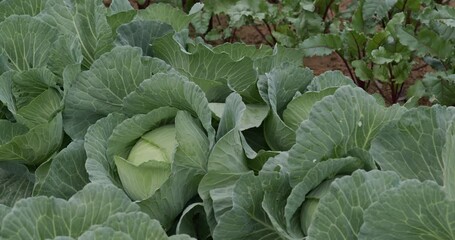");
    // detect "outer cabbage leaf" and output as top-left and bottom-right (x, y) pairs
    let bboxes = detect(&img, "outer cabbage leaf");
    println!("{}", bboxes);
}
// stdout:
(307, 170), (401, 240)
(370, 105), (455, 184)
(258, 63), (313, 150)
(0, 183), (139, 239)
(0, 15), (58, 71)
(152, 33), (260, 102)
(444, 119), (455, 199)
(0, 0), (48, 20)
(40, 0), (113, 69)
(136, 3), (200, 31)
(288, 86), (406, 183)
(33, 140), (89, 199)
(0, 162), (34, 206)
(63, 46), (171, 139)
(116, 20), (174, 57)
(359, 180), (455, 240)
